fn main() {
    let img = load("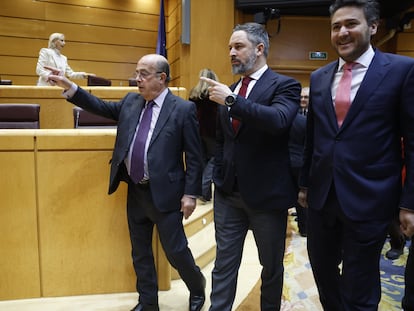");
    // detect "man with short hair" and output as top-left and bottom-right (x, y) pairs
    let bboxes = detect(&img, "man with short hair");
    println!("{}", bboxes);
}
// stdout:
(202, 22), (300, 310)
(298, 0), (414, 309)
(47, 54), (206, 311)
